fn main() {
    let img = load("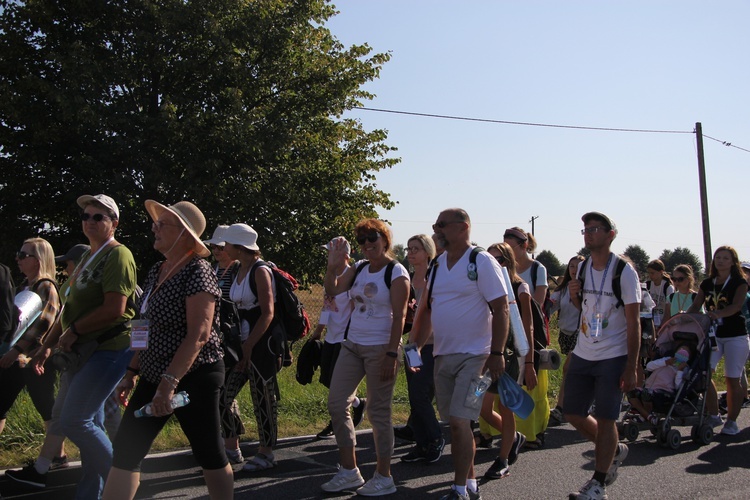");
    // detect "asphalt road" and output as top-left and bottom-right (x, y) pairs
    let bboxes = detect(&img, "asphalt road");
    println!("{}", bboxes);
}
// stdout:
(2, 409), (749, 499)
